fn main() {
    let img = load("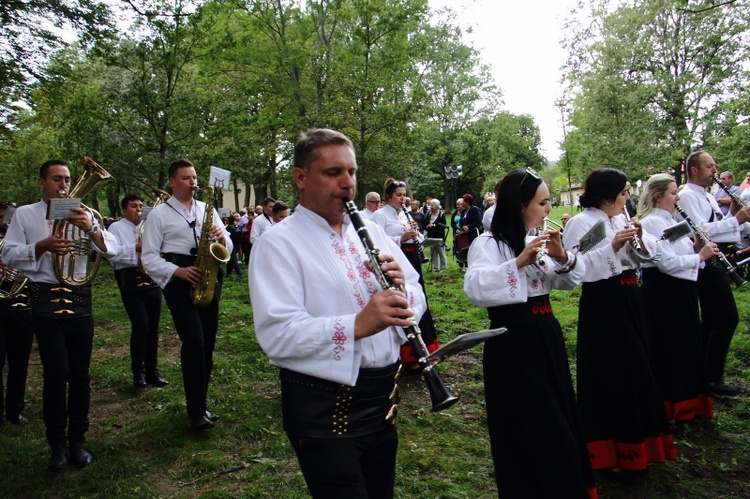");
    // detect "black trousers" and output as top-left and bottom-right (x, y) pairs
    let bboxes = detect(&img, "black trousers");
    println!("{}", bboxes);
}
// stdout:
(33, 315), (94, 447)
(697, 265), (739, 383)
(162, 278), (220, 419)
(117, 281), (162, 375)
(289, 426), (398, 499)
(226, 245), (242, 276)
(0, 307), (33, 420)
